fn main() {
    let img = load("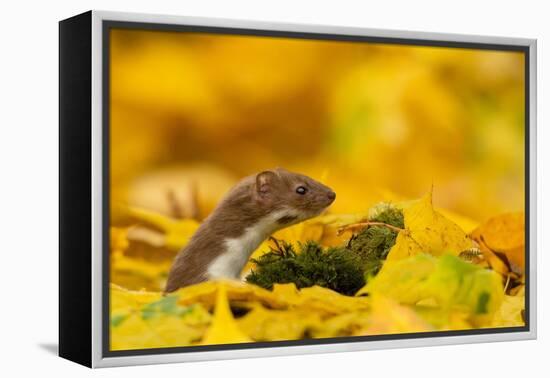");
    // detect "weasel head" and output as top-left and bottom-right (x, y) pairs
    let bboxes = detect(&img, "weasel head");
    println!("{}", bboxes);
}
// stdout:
(254, 167), (336, 226)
